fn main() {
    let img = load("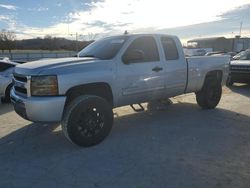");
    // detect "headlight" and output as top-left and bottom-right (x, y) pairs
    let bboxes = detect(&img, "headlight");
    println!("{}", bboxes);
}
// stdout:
(31, 75), (58, 96)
